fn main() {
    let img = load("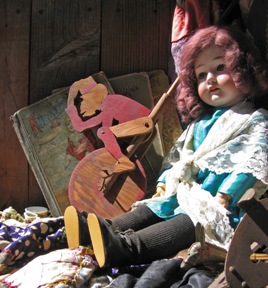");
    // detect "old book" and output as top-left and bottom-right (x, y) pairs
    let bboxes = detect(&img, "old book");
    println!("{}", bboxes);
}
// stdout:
(147, 70), (182, 156)
(145, 70), (183, 197)
(11, 72), (113, 216)
(92, 71), (115, 94)
(109, 72), (154, 109)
